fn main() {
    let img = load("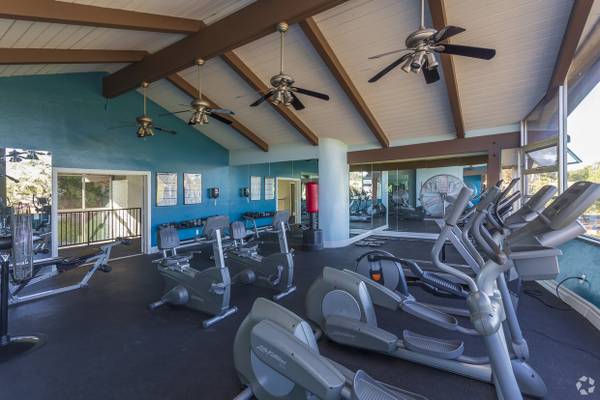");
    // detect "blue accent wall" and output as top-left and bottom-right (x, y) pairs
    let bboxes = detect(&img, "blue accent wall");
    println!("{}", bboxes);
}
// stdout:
(0, 72), (318, 246)
(229, 160), (318, 223)
(557, 239), (600, 308)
